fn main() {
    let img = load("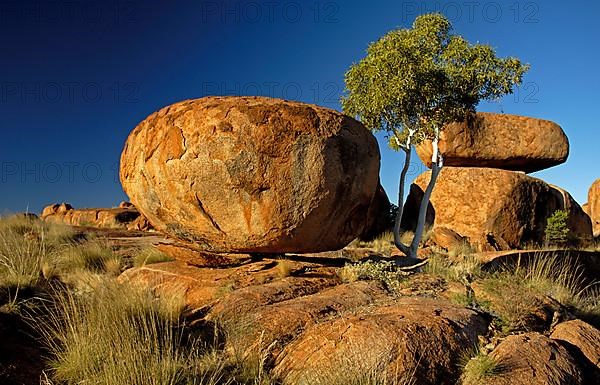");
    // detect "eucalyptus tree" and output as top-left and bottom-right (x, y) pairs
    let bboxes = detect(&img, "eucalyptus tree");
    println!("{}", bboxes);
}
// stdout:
(342, 13), (529, 259)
